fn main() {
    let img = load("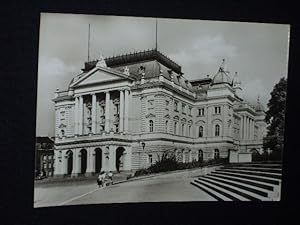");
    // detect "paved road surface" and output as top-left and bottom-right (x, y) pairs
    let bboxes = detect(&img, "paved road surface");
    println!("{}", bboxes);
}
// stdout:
(34, 170), (216, 207)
